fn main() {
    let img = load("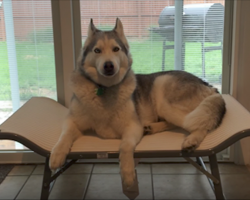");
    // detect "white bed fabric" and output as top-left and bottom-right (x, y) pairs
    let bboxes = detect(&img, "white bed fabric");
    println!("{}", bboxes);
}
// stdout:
(0, 95), (250, 154)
